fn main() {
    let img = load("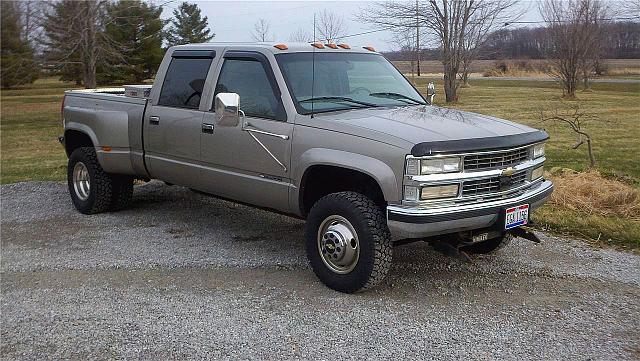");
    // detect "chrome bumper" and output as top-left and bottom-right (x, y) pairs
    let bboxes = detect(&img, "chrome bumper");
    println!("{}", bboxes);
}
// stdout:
(386, 180), (554, 239)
